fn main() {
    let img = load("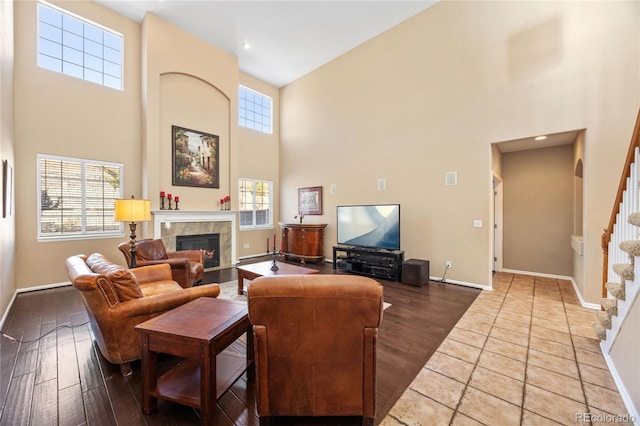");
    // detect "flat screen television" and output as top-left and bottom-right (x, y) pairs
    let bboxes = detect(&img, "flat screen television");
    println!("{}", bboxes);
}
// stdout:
(337, 204), (400, 250)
